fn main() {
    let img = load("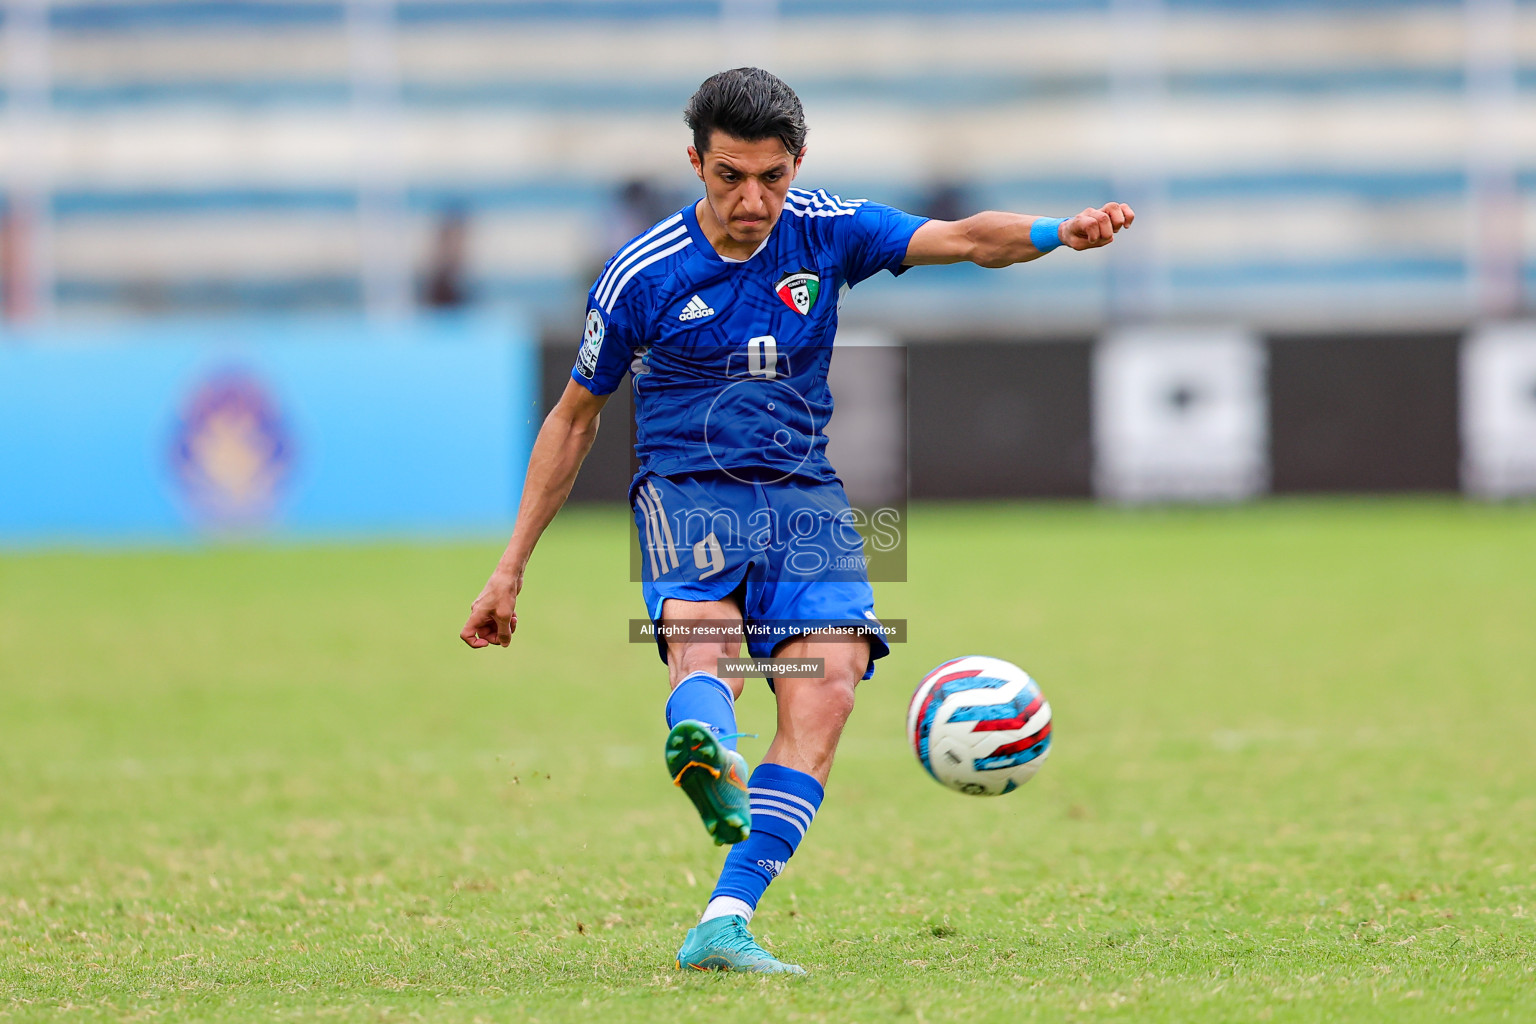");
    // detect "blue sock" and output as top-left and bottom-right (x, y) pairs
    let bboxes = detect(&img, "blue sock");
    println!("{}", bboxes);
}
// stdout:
(701, 763), (824, 924)
(665, 671), (738, 751)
